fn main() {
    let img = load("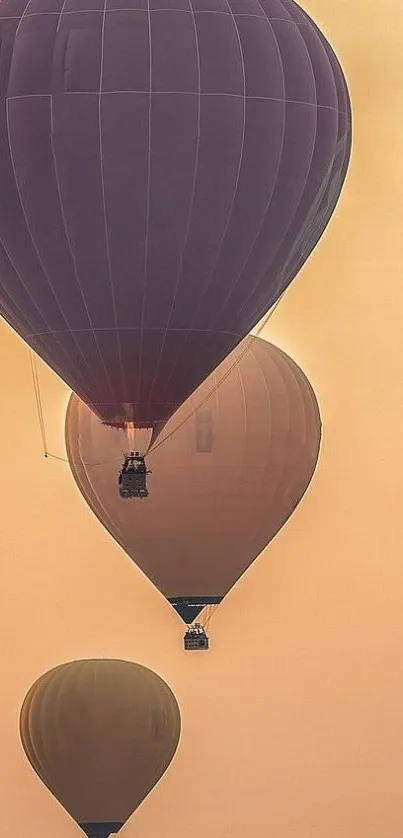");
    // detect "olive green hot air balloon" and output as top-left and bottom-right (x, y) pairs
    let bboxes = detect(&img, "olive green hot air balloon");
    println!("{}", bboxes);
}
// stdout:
(20, 659), (181, 838)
